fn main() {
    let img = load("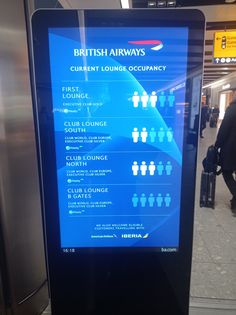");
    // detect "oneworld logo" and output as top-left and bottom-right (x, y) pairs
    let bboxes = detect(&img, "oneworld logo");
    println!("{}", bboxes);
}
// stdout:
(121, 233), (149, 239)
(128, 40), (164, 51)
